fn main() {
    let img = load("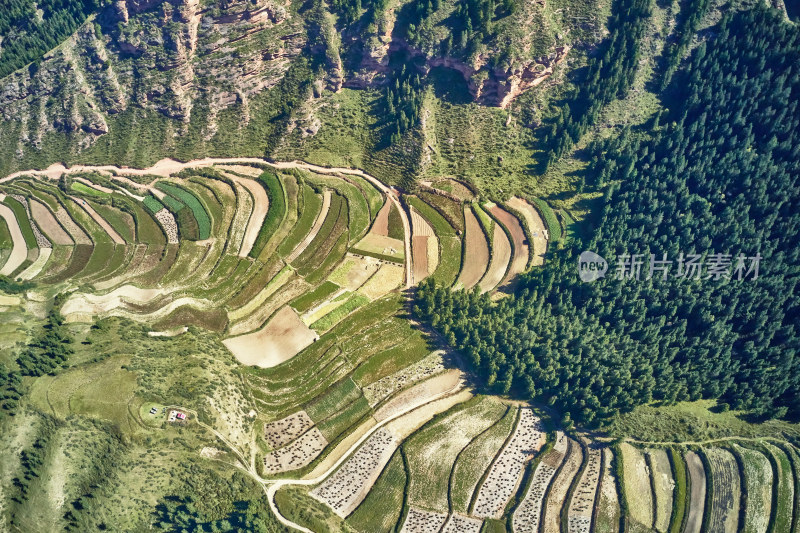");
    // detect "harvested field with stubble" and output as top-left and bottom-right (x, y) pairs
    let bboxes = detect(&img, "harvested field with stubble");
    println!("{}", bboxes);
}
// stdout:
(506, 197), (548, 266)
(374, 370), (463, 422)
(357, 263), (404, 300)
(311, 427), (398, 518)
(223, 305), (318, 368)
(457, 206), (489, 289)
(513, 431), (569, 532)
(594, 448), (621, 533)
(472, 408), (546, 518)
(440, 513), (482, 533)
(732, 444), (772, 533)
(568, 445), (603, 533)
(400, 508), (449, 533)
(543, 437), (583, 533)
(705, 447), (741, 533)
(620, 442), (655, 530)
(263, 427), (329, 475)
(648, 448), (674, 533)
(264, 411), (315, 449)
